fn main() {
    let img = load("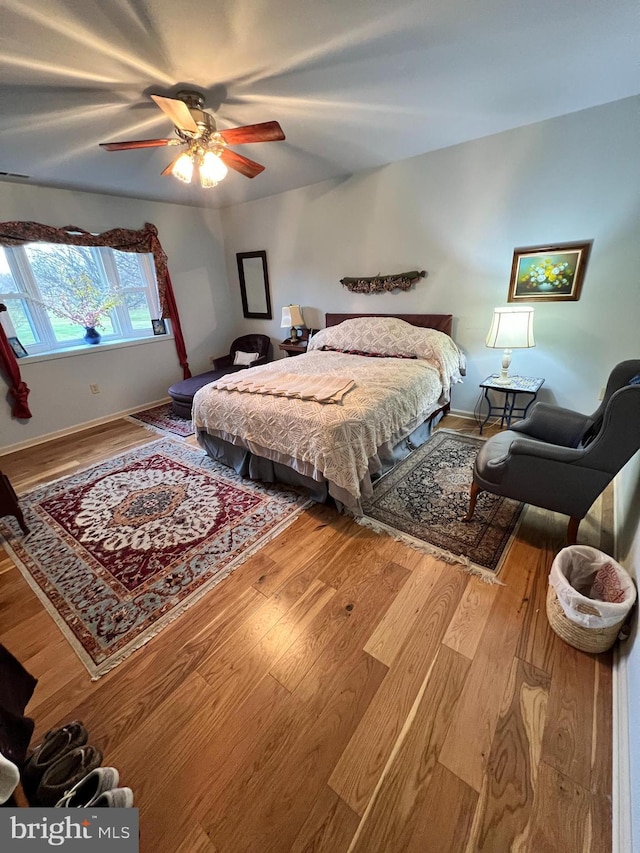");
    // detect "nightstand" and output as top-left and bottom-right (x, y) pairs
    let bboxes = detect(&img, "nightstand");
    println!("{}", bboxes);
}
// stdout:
(278, 329), (318, 357)
(479, 374), (544, 434)
(279, 341), (306, 356)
